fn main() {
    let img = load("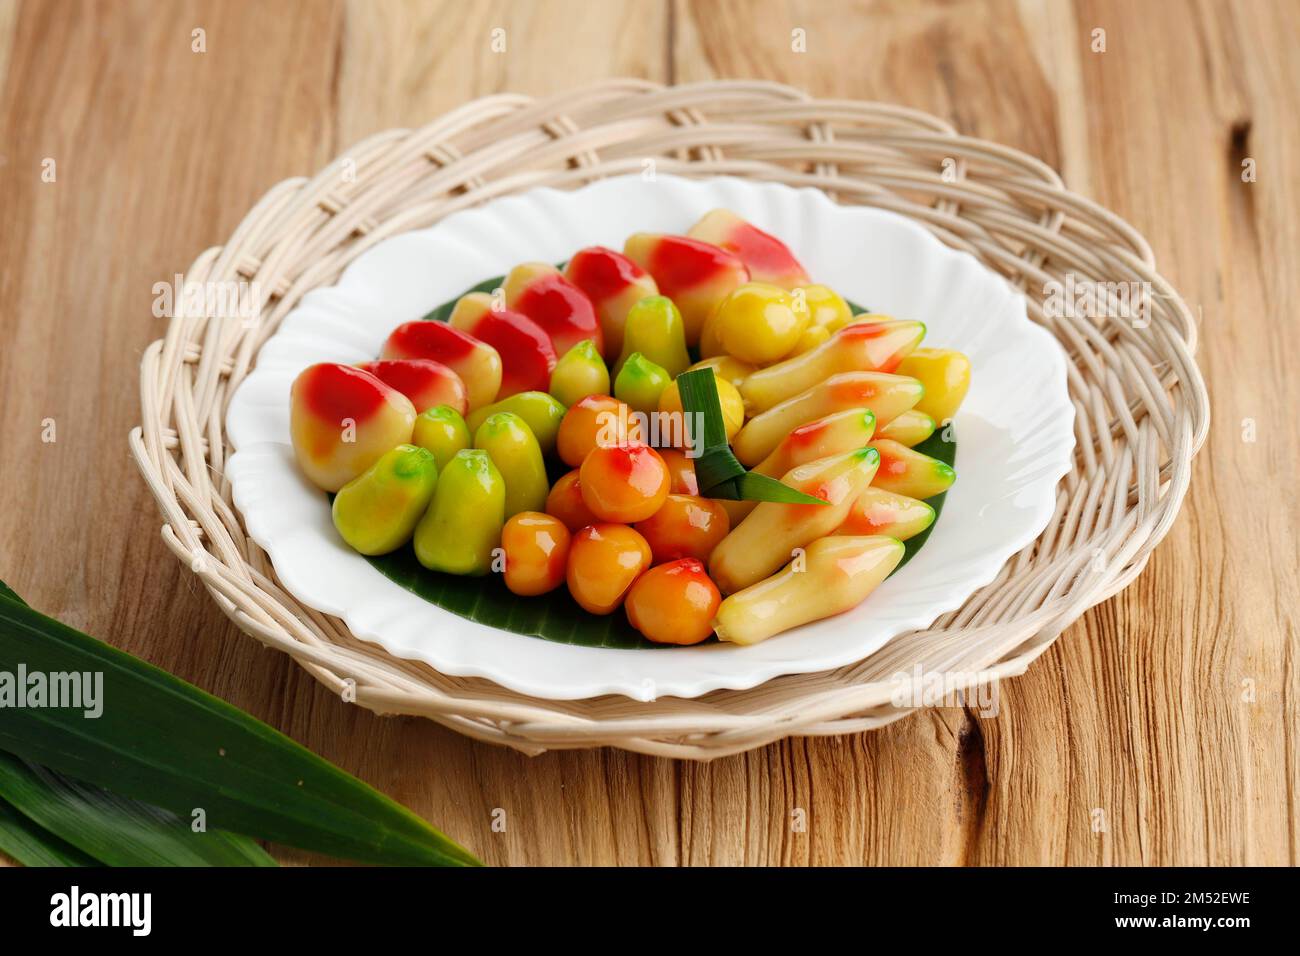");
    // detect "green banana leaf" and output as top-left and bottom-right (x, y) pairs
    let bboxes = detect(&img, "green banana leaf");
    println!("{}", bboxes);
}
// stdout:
(0, 586), (479, 866)
(0, 796), (97, 867)
(358, 280), (956, 649)
(0, 752), (276, 867)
